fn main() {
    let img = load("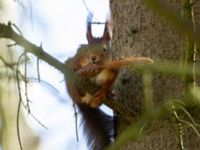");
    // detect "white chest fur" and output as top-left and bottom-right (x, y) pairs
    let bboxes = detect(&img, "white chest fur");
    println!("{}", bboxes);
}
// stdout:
(90, 69), (110, 86)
